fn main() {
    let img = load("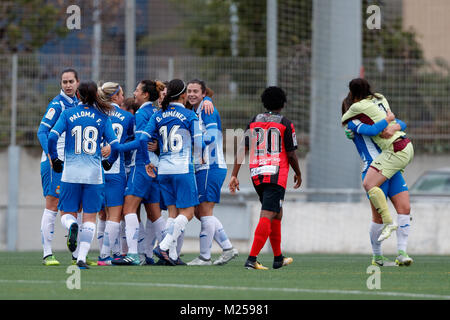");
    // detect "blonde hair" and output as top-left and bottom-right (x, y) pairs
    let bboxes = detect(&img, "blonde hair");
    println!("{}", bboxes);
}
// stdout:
(98, 81), (121, 103)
